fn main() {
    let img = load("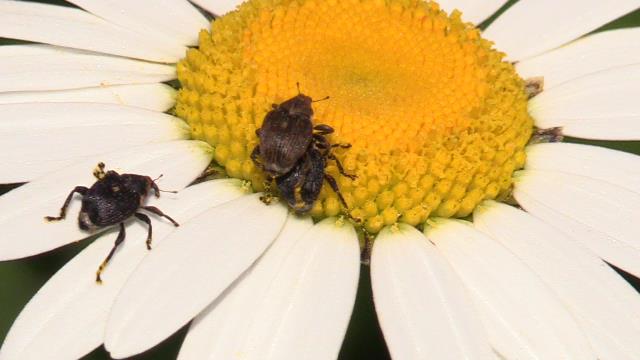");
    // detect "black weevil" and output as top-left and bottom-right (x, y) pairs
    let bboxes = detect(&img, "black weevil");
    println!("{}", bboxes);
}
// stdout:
(251, 85), (356, 213)
(274, 145), (347, 214)
(45, 162), (179, 283)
